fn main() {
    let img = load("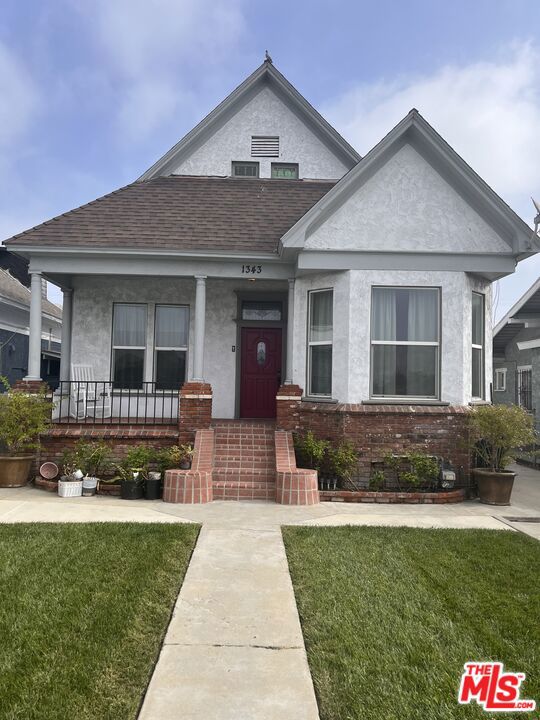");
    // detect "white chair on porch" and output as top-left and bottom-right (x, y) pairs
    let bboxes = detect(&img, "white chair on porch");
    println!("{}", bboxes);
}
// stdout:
(70, 364), (112, 420)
